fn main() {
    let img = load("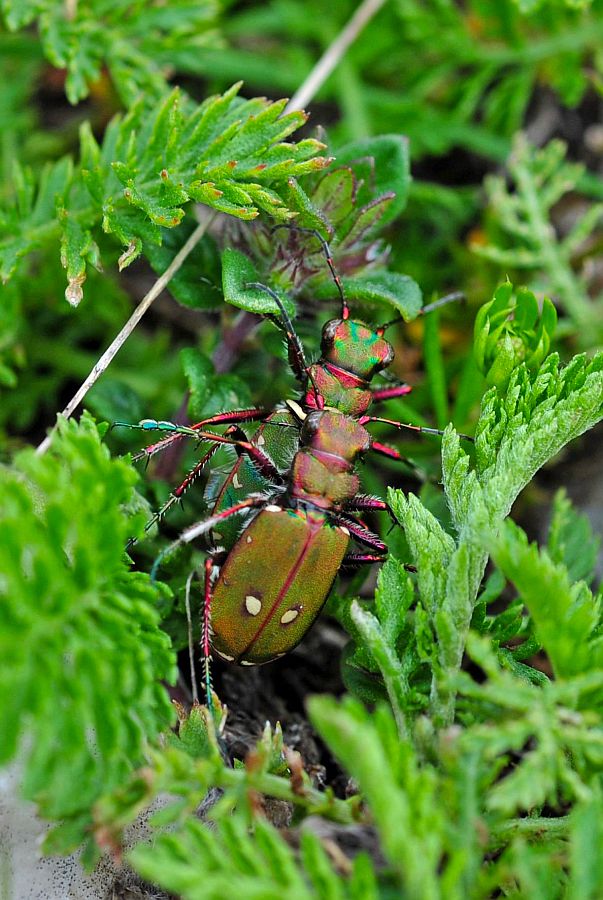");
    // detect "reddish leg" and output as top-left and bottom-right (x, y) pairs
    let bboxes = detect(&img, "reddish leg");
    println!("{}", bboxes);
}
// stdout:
(343, 552), (387, 565)
(151, 495), (269, 581)
(203, 557), (214, 710)
(332, 514), (388, 553)
(343, 552), (416, 573)
(345, 494), (388, 513)
(370, 442), (429, 482)
(128, 442), (222, 548)
(127, 407), (271, 462)
(134, 425), (283, 482)
(360, 415), (474, 443)
(371, 384), (413, 403)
